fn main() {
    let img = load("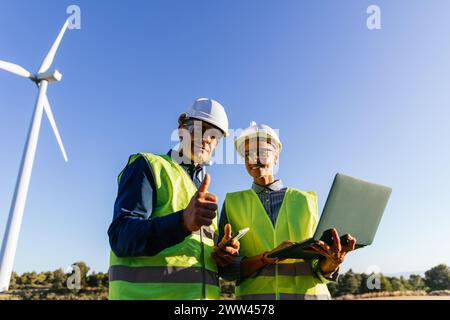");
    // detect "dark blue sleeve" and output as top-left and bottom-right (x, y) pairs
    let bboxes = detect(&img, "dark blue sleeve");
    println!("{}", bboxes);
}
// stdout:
(108, 156), (190, 257)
